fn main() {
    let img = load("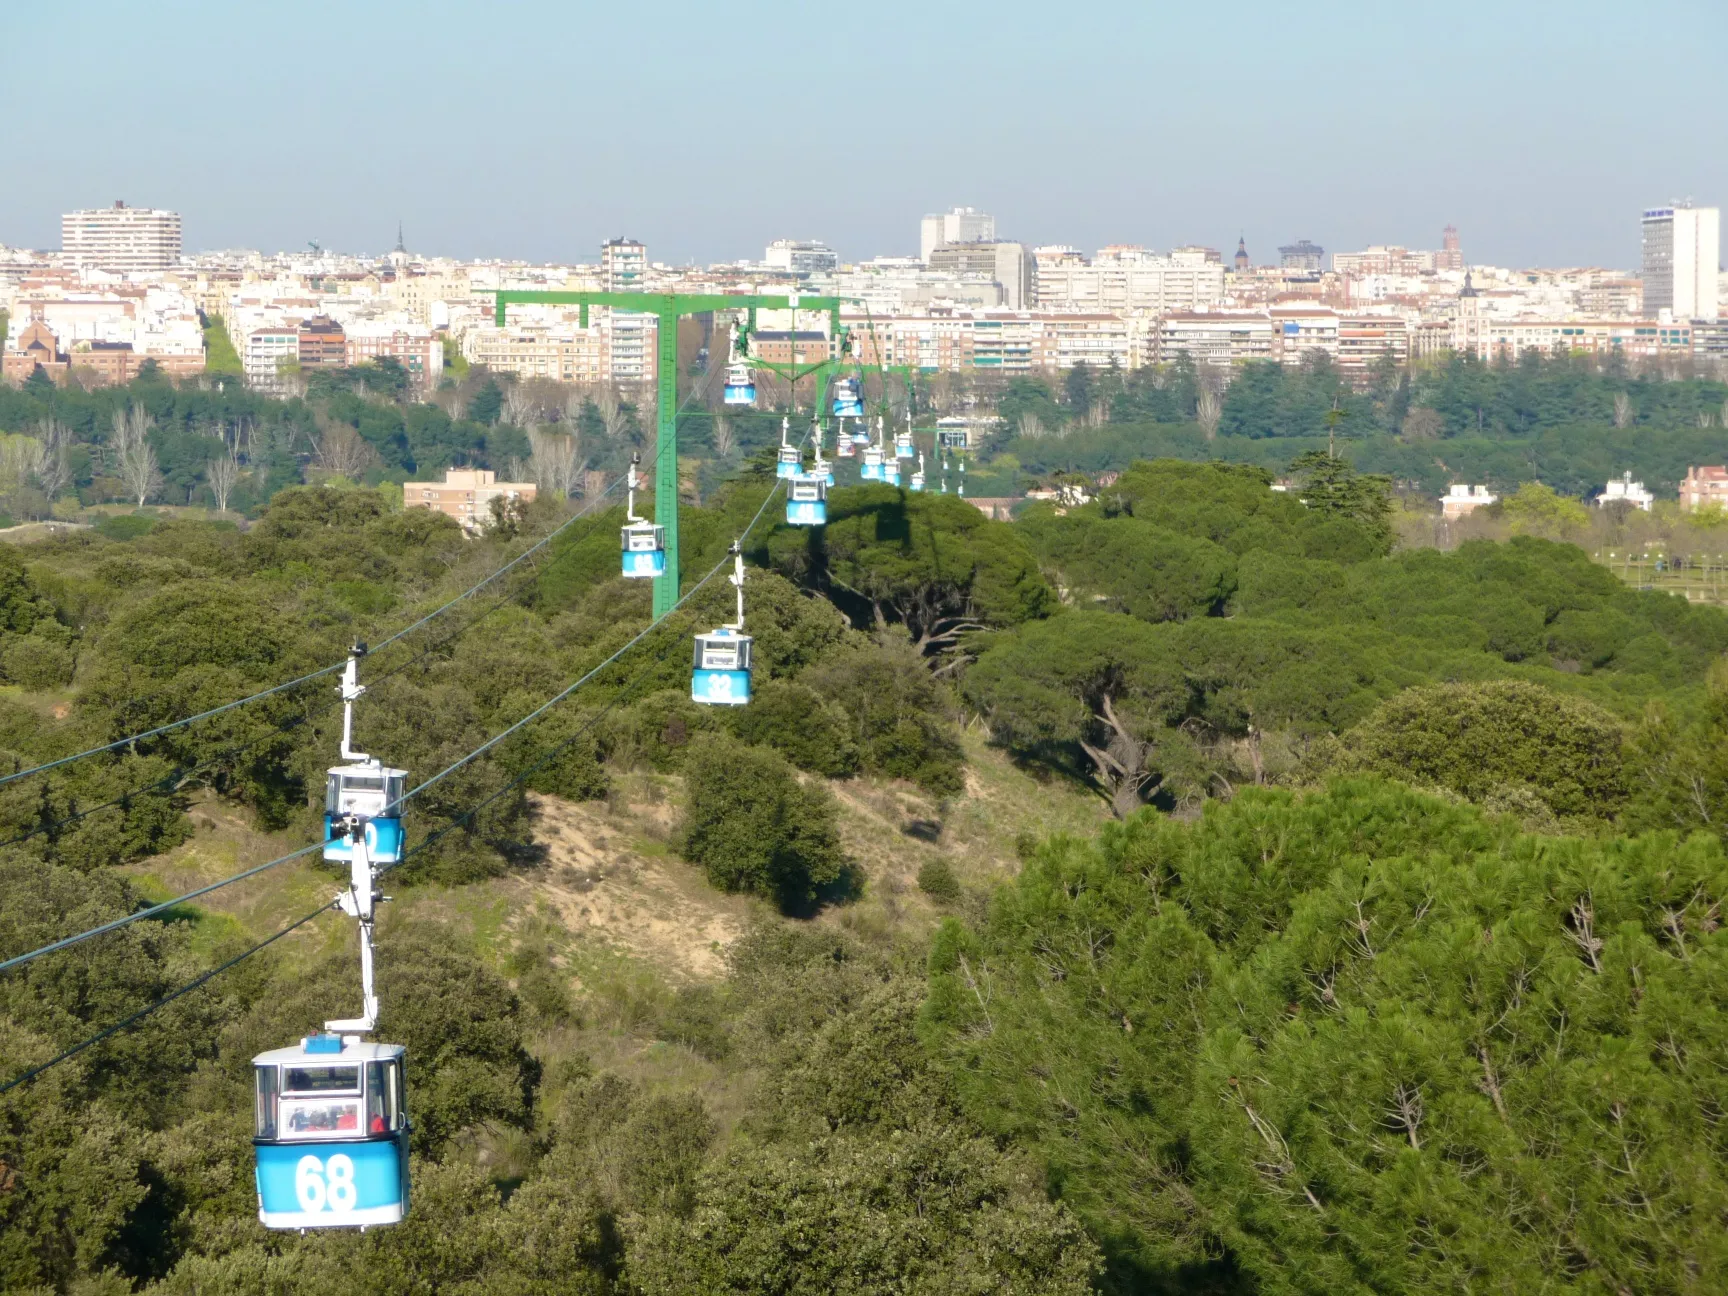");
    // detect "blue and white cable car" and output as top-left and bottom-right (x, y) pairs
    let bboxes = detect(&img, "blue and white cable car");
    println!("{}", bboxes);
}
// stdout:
(910, 453), (926, 492)
(692, 546), (752, 706)
(722, 324), (756, 406)
(786, 474), (828, 526)
(895, 426), (916, 459)
(620, 454), (665, 579)
(775, 418), (802, 479)
(253, 1036), (410, 1230)
(832, 376), (865, 419)
(860, 445), (887, 482)
(810, 420), (834, 485)
(723, 362), (756, 407)
(258, 649), (410, 1231)
(323, 646), (405, 865)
